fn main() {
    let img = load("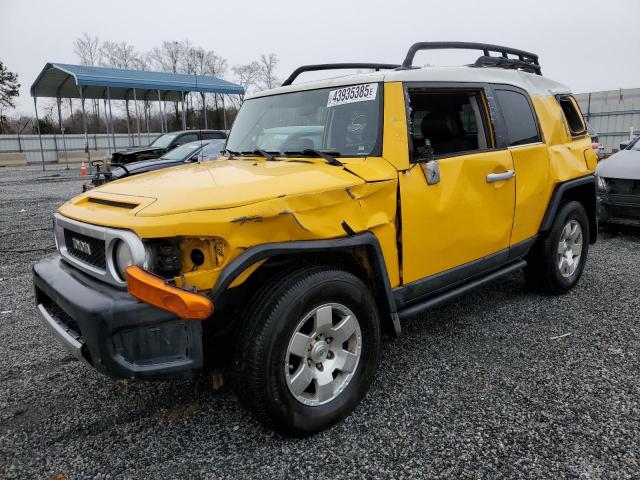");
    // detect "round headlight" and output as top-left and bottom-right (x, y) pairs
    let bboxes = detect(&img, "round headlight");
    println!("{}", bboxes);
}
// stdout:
(113, 240), (133, 280)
